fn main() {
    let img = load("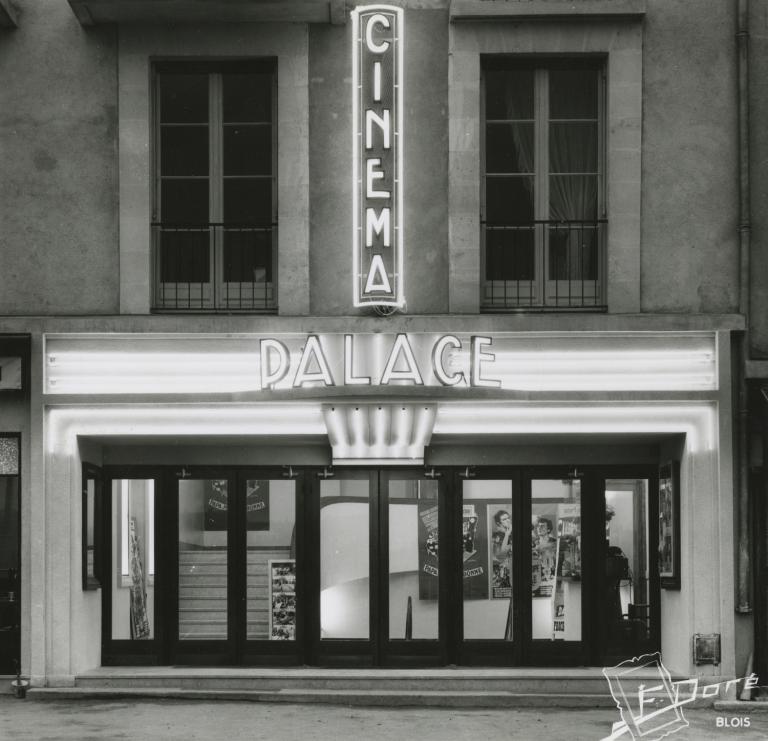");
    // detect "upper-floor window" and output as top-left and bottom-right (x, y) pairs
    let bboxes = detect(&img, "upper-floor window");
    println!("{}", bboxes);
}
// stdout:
(482, 59), (606, 311)
(152, 61), (277, 312)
